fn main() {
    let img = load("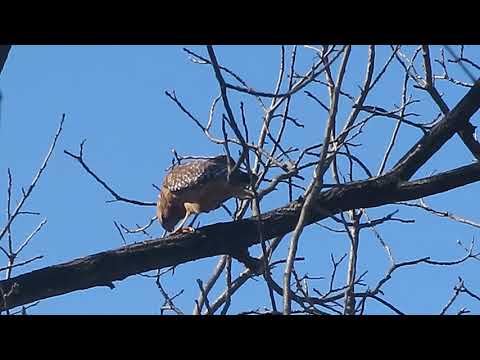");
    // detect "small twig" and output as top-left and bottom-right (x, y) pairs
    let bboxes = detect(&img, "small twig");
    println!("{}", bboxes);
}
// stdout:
(444, 45), (477, 83)
(220, 256), (232, 315)
(240, 102), (249, 144)
(440, 277), (464, 315)
(461, 284), (480, 302)
(362, 211), (396, 265)
(207, 236), (285, 314)
(113, 221), (127, 246)
(15, 219), (47, 256)
(5, 168), (14, 263)
(11, 301), (41, 315)
(283, 45), (351, 315)
(17, 211), (41, 216)
(156, 271), (184, 315)
(344, 211), (360, 315)
(359, 210), (415, 229)
(329, 253), (347, 292)
(64, 140), (155, 207)
(196, 279), (212, 315)
(360, 293), (405, 315)
(0, 114), (65, 242)
(193, 256), (227, 315)
(377, 70), (411, 175)
(118, 216), (158, 235)
(182, 47), (267, 110)
(399, 199), (480, 229)
(0, 256), (43, 273)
